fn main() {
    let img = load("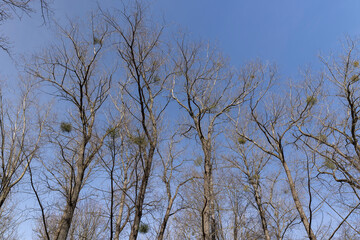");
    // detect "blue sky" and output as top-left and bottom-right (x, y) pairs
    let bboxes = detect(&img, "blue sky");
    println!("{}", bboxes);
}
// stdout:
(2, 0), (360, 79)
(2, 0), (360, 238)
(153, 0), (360, 74)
